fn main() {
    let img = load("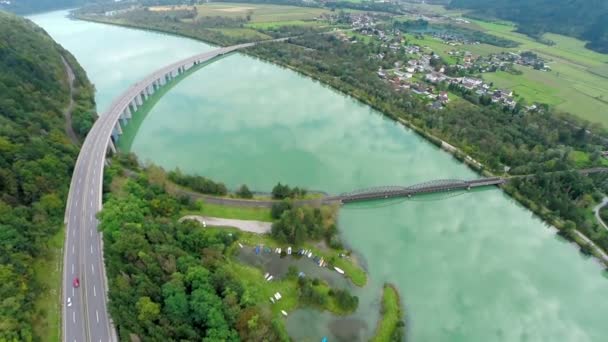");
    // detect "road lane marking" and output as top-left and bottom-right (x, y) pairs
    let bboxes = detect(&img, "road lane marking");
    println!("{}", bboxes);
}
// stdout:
(93, 285), (96, 297)
(90, 230), (93, 237)
(90, 245), (93, 254)
(72, 245), (74, 255)
(96, 310), (99, 323)
(71, 264), (74, 274)
(73, 215), (76, 221)
(91, 264), (95, 275)
(72, 288), (74, 296)
(73, 311), (75, 323)
(90, 200), (93, 208)
(72, 229), (75, 237)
